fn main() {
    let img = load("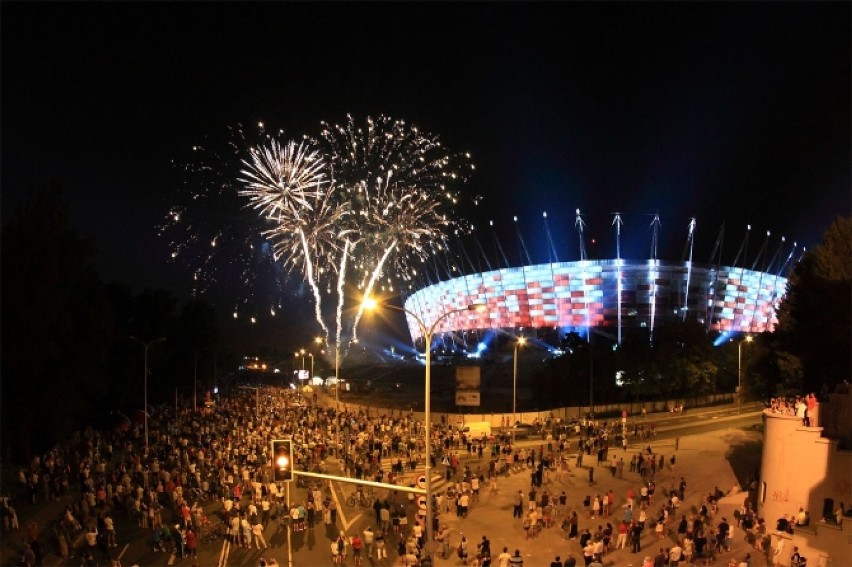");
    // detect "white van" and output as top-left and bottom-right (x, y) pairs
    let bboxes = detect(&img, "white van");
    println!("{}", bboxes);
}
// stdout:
(462, 421), (492, 438)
